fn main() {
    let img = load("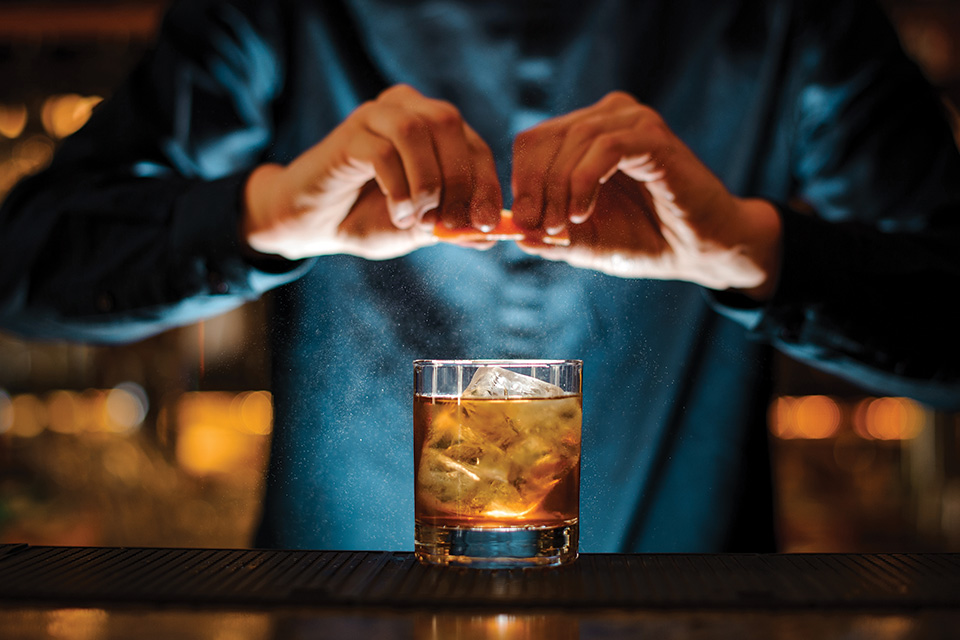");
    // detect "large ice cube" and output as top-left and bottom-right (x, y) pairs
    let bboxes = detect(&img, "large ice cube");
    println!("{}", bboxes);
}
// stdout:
(461, 366), (565, 399)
